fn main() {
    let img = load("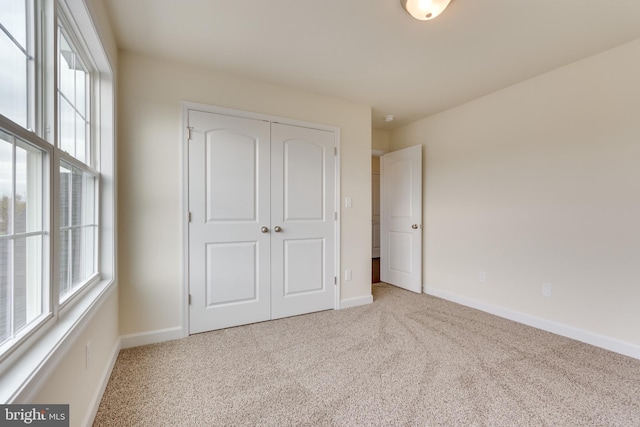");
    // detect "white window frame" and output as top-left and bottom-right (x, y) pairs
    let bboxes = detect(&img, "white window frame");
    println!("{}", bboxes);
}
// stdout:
(55, 5), (100, 306)
(56, 11), (92, 165)
(57, 159), (99, 305)
(0, 118), (53, 357)
(0, 0), (116, 403)
(0, 0), (36, 131)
